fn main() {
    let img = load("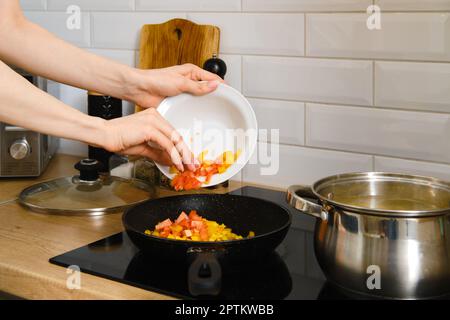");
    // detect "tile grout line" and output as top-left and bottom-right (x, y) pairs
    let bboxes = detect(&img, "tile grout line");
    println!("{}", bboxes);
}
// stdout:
(244, 95), (450, 115)
(372, 60), (376, 106)
(229, 53), (450, 65)
(371, 0), (376, 166)
(80, 46), (450, 64)
(88, 12), (93, 48)
(304, 12), (307, 57)
(240, 55), (244, 93)
(32, 8), (450, 14)
(63, 10), (450, 14)
(257, 141), (450, 167)
(304, 103), (307, 147)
